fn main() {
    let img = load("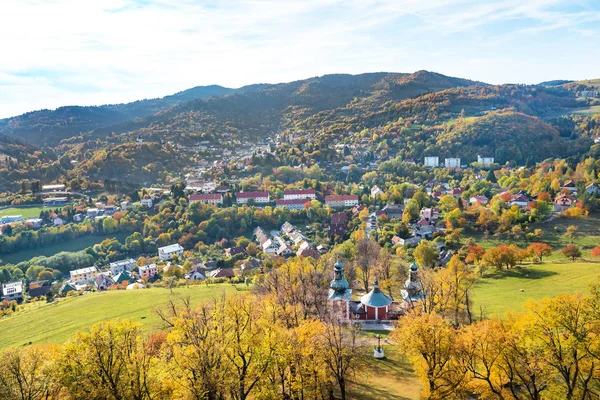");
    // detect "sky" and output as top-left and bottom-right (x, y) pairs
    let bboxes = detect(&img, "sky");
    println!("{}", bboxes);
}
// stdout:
(1, 0), (599, 118)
